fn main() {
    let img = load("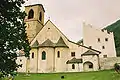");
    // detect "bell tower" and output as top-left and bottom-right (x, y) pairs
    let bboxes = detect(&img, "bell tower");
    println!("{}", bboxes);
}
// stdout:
(24, 4), (45, 42)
